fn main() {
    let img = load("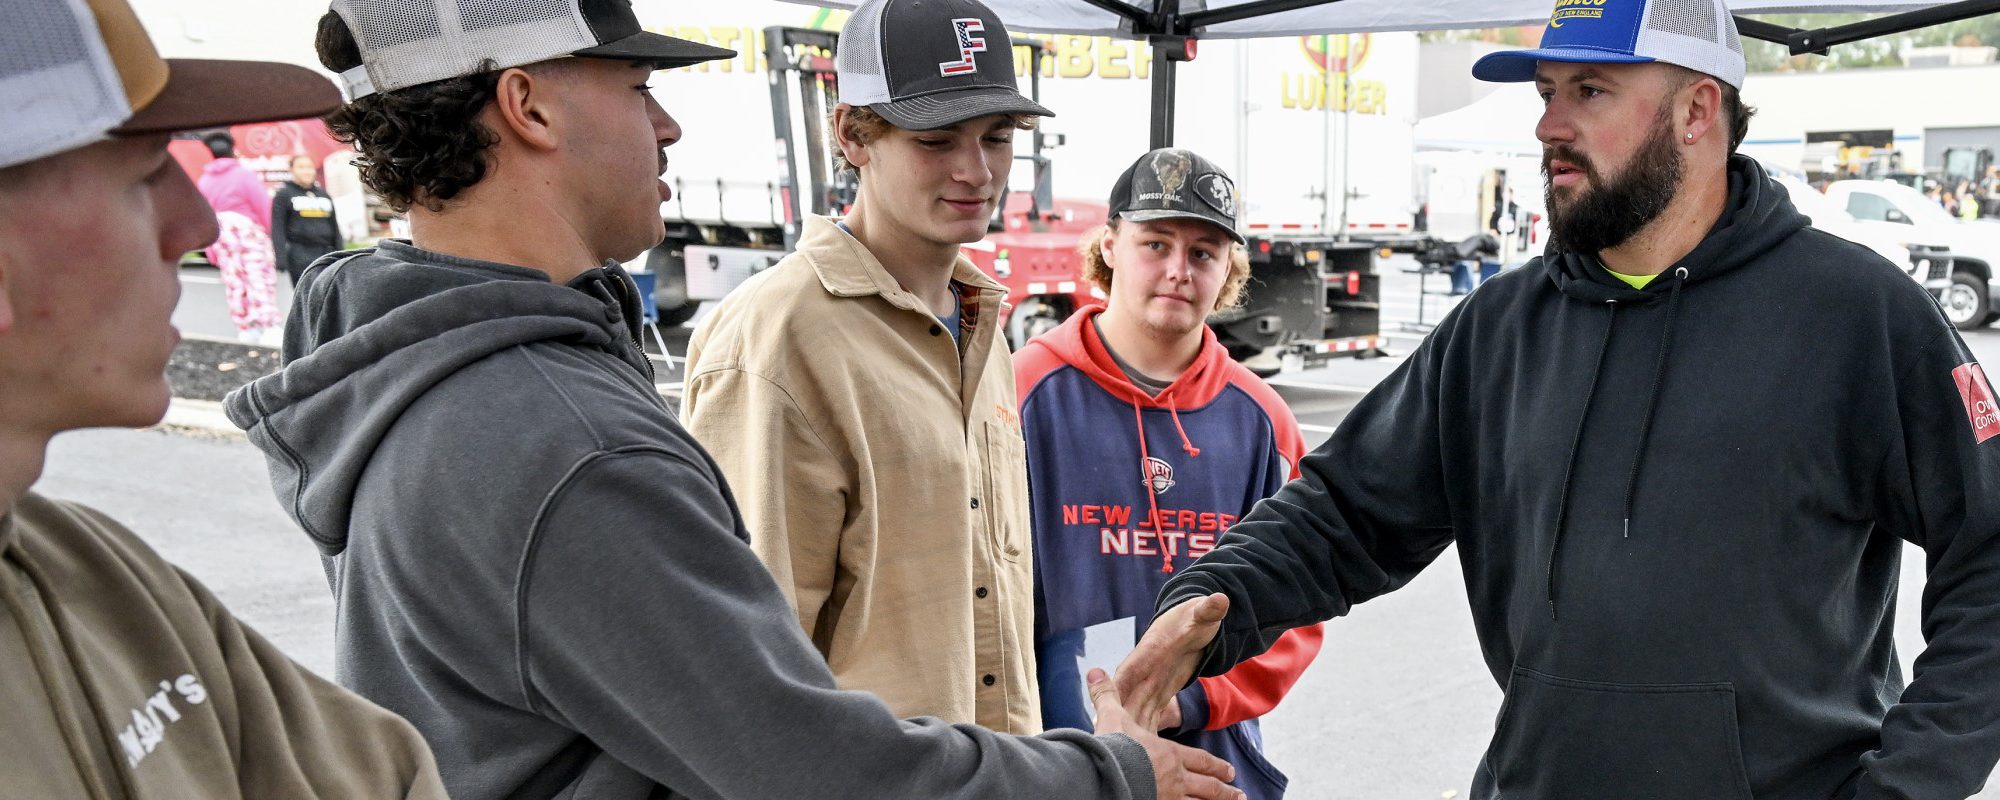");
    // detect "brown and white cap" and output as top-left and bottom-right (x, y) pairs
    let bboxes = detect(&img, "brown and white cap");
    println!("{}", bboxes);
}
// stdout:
(1, 0), (342, 170)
